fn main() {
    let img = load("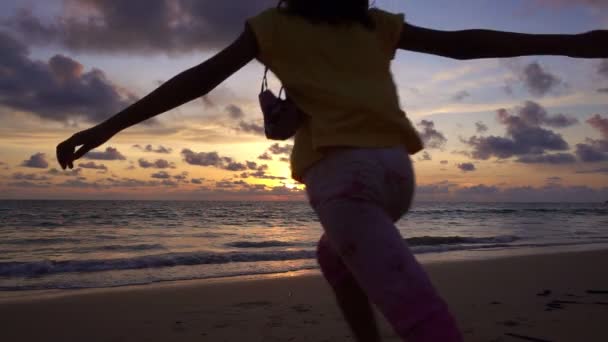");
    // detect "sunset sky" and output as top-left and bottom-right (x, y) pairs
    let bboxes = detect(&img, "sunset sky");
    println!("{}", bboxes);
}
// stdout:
(0, 0), (607, 201)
